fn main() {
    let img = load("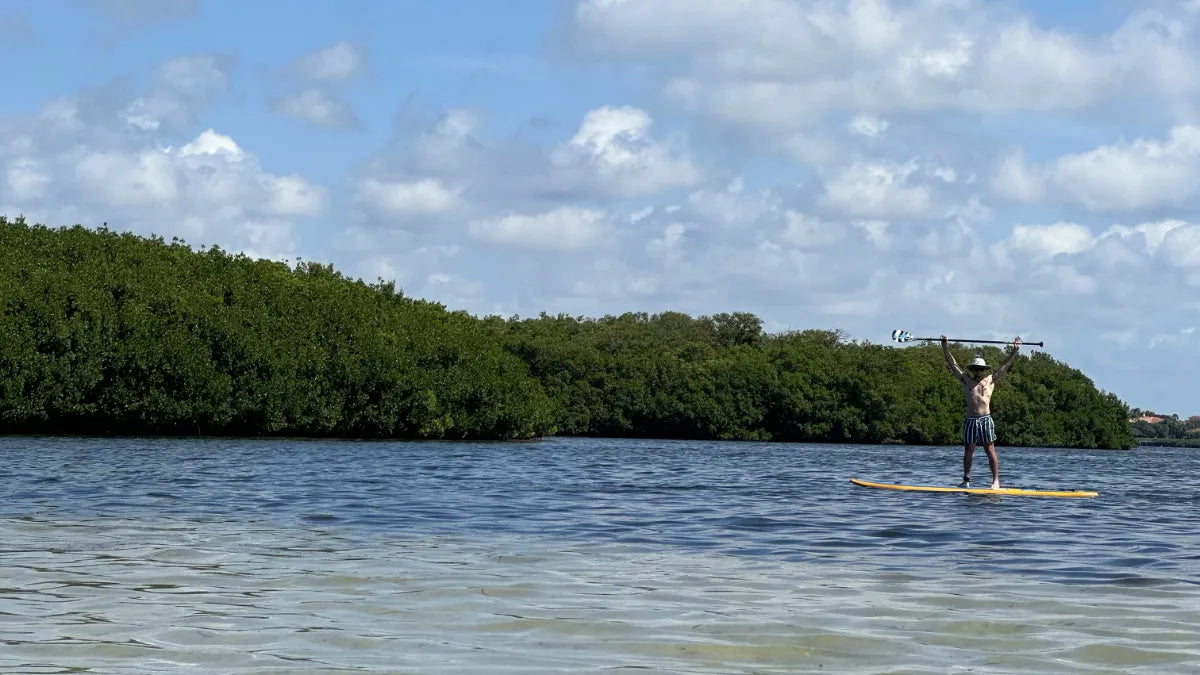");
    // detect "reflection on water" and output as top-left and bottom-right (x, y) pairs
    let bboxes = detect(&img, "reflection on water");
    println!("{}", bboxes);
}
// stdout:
(1, 437), (1198, 673)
